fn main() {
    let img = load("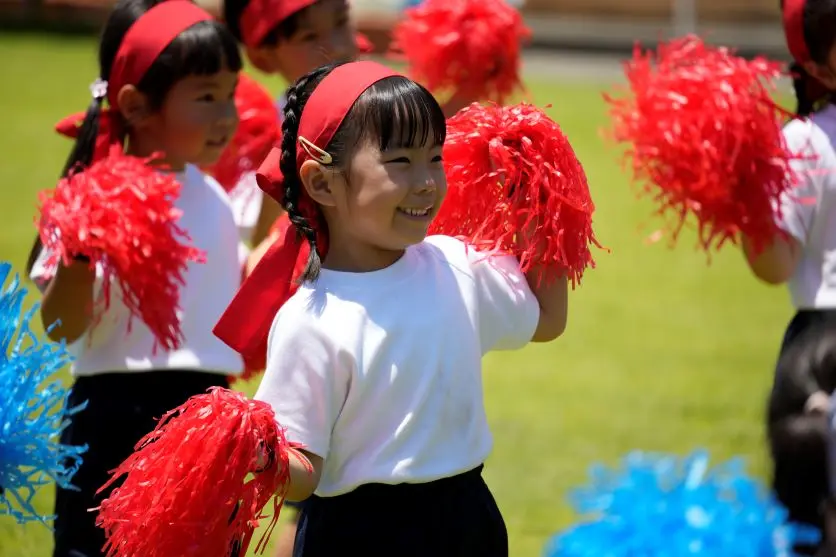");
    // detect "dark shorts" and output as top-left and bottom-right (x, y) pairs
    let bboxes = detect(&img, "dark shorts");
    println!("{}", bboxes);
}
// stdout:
(293, 465), (507, 557)
(52, 370), (229, 557)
